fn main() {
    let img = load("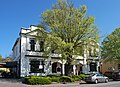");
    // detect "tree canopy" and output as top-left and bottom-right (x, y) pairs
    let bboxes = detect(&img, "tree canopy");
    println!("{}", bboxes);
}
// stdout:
(0, 55), (13, 62)
(102, 28), (120, 62)
(36, 0), (100, 75)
